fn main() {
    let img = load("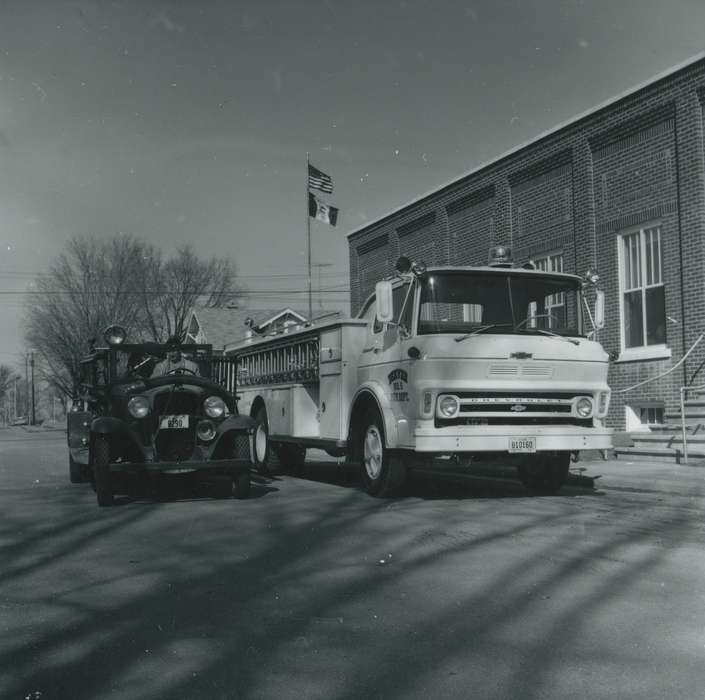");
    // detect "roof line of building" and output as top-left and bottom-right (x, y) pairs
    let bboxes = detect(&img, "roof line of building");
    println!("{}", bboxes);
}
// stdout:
(346, 50), (705, 241)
